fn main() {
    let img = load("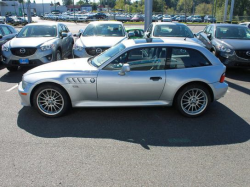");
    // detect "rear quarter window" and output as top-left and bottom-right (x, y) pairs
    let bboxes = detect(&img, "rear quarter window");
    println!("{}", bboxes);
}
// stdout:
(166, 48), (212, 69)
